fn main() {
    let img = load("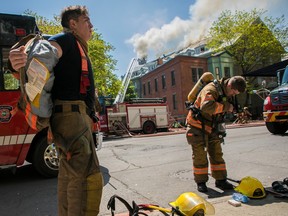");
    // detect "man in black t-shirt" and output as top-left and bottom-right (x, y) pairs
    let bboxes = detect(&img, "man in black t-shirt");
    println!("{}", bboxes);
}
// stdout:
(9, 6), (103, 216)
